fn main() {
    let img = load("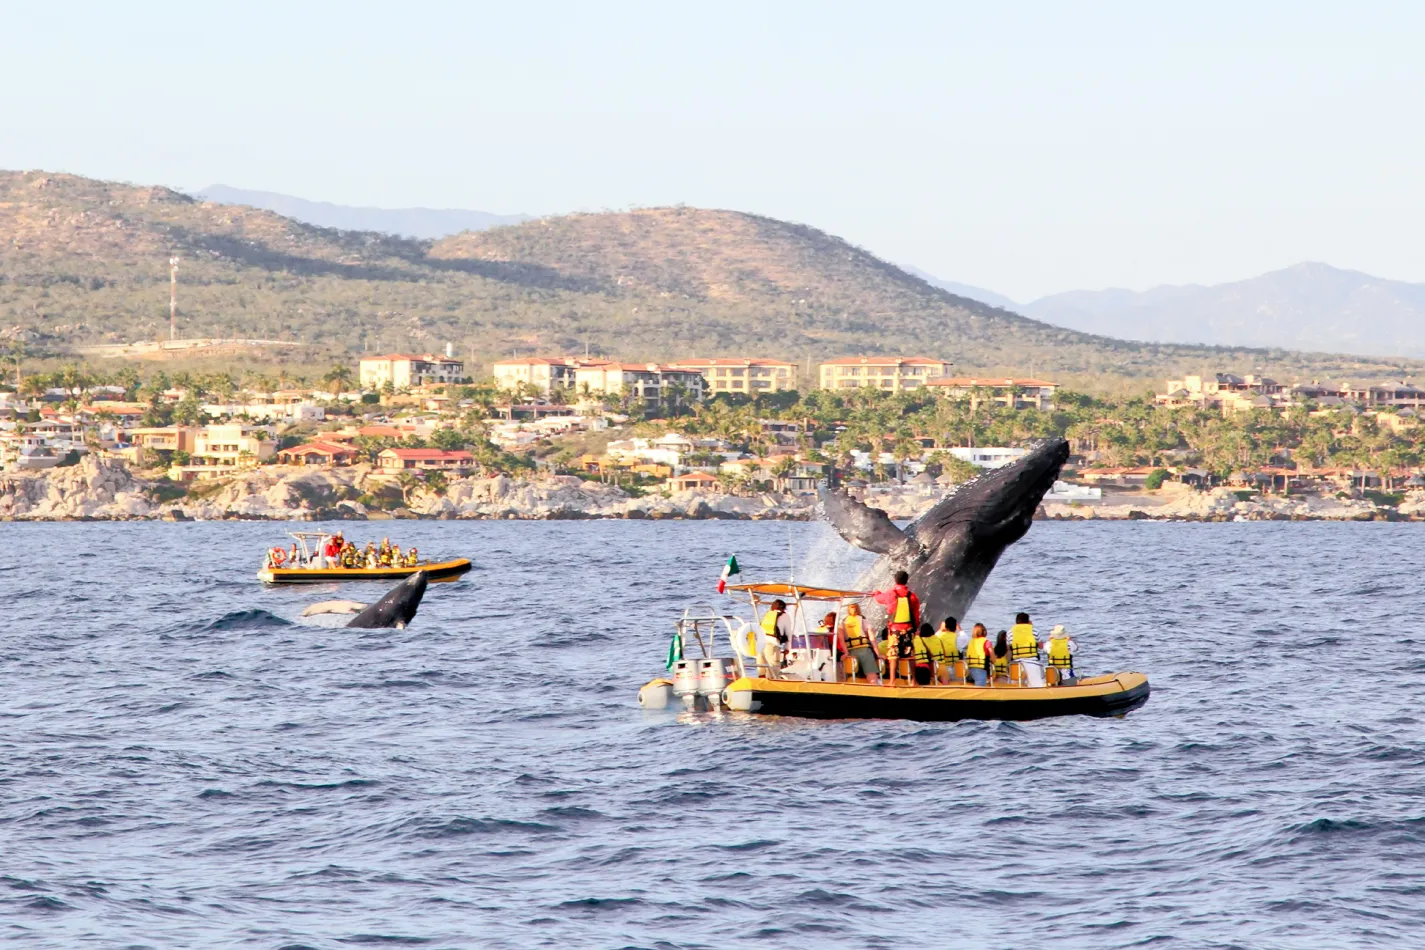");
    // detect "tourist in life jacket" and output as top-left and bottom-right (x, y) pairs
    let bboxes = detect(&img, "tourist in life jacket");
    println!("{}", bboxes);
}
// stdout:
(911, 623), (938, 686)
(391, 543), (403, 567)
(404, 547), (419, 567)
(364, 542), (379, 568)
(964, 623), (994, 686)
(837, 602), (880, 685)
(1045, 624), (1077, 683)
(937, 617), (963, 683)
(1009, 613), (1038, 662)
(758, 599), (791, 680)
(992, 630), (1010, 681)
(871, 571), (920, 685)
